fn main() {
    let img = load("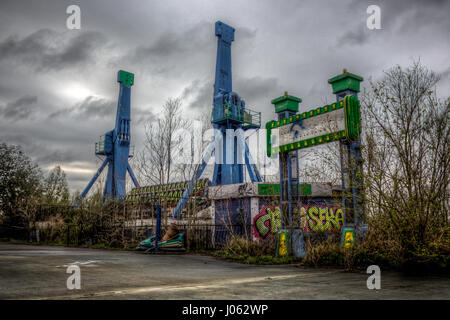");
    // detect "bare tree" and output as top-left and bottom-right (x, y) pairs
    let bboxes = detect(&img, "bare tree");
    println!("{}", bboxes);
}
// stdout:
(43, 166), (70, 205)
(175, 112), (212, 181)
(361, 62), (449, 248)
(136, 98), (189, 185)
